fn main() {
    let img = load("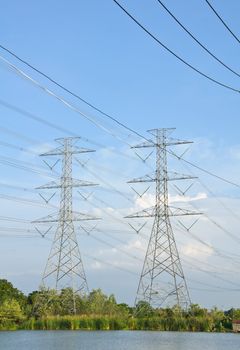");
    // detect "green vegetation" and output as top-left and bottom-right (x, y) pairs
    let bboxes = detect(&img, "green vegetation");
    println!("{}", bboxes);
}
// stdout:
(0, 279), (239, 331)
